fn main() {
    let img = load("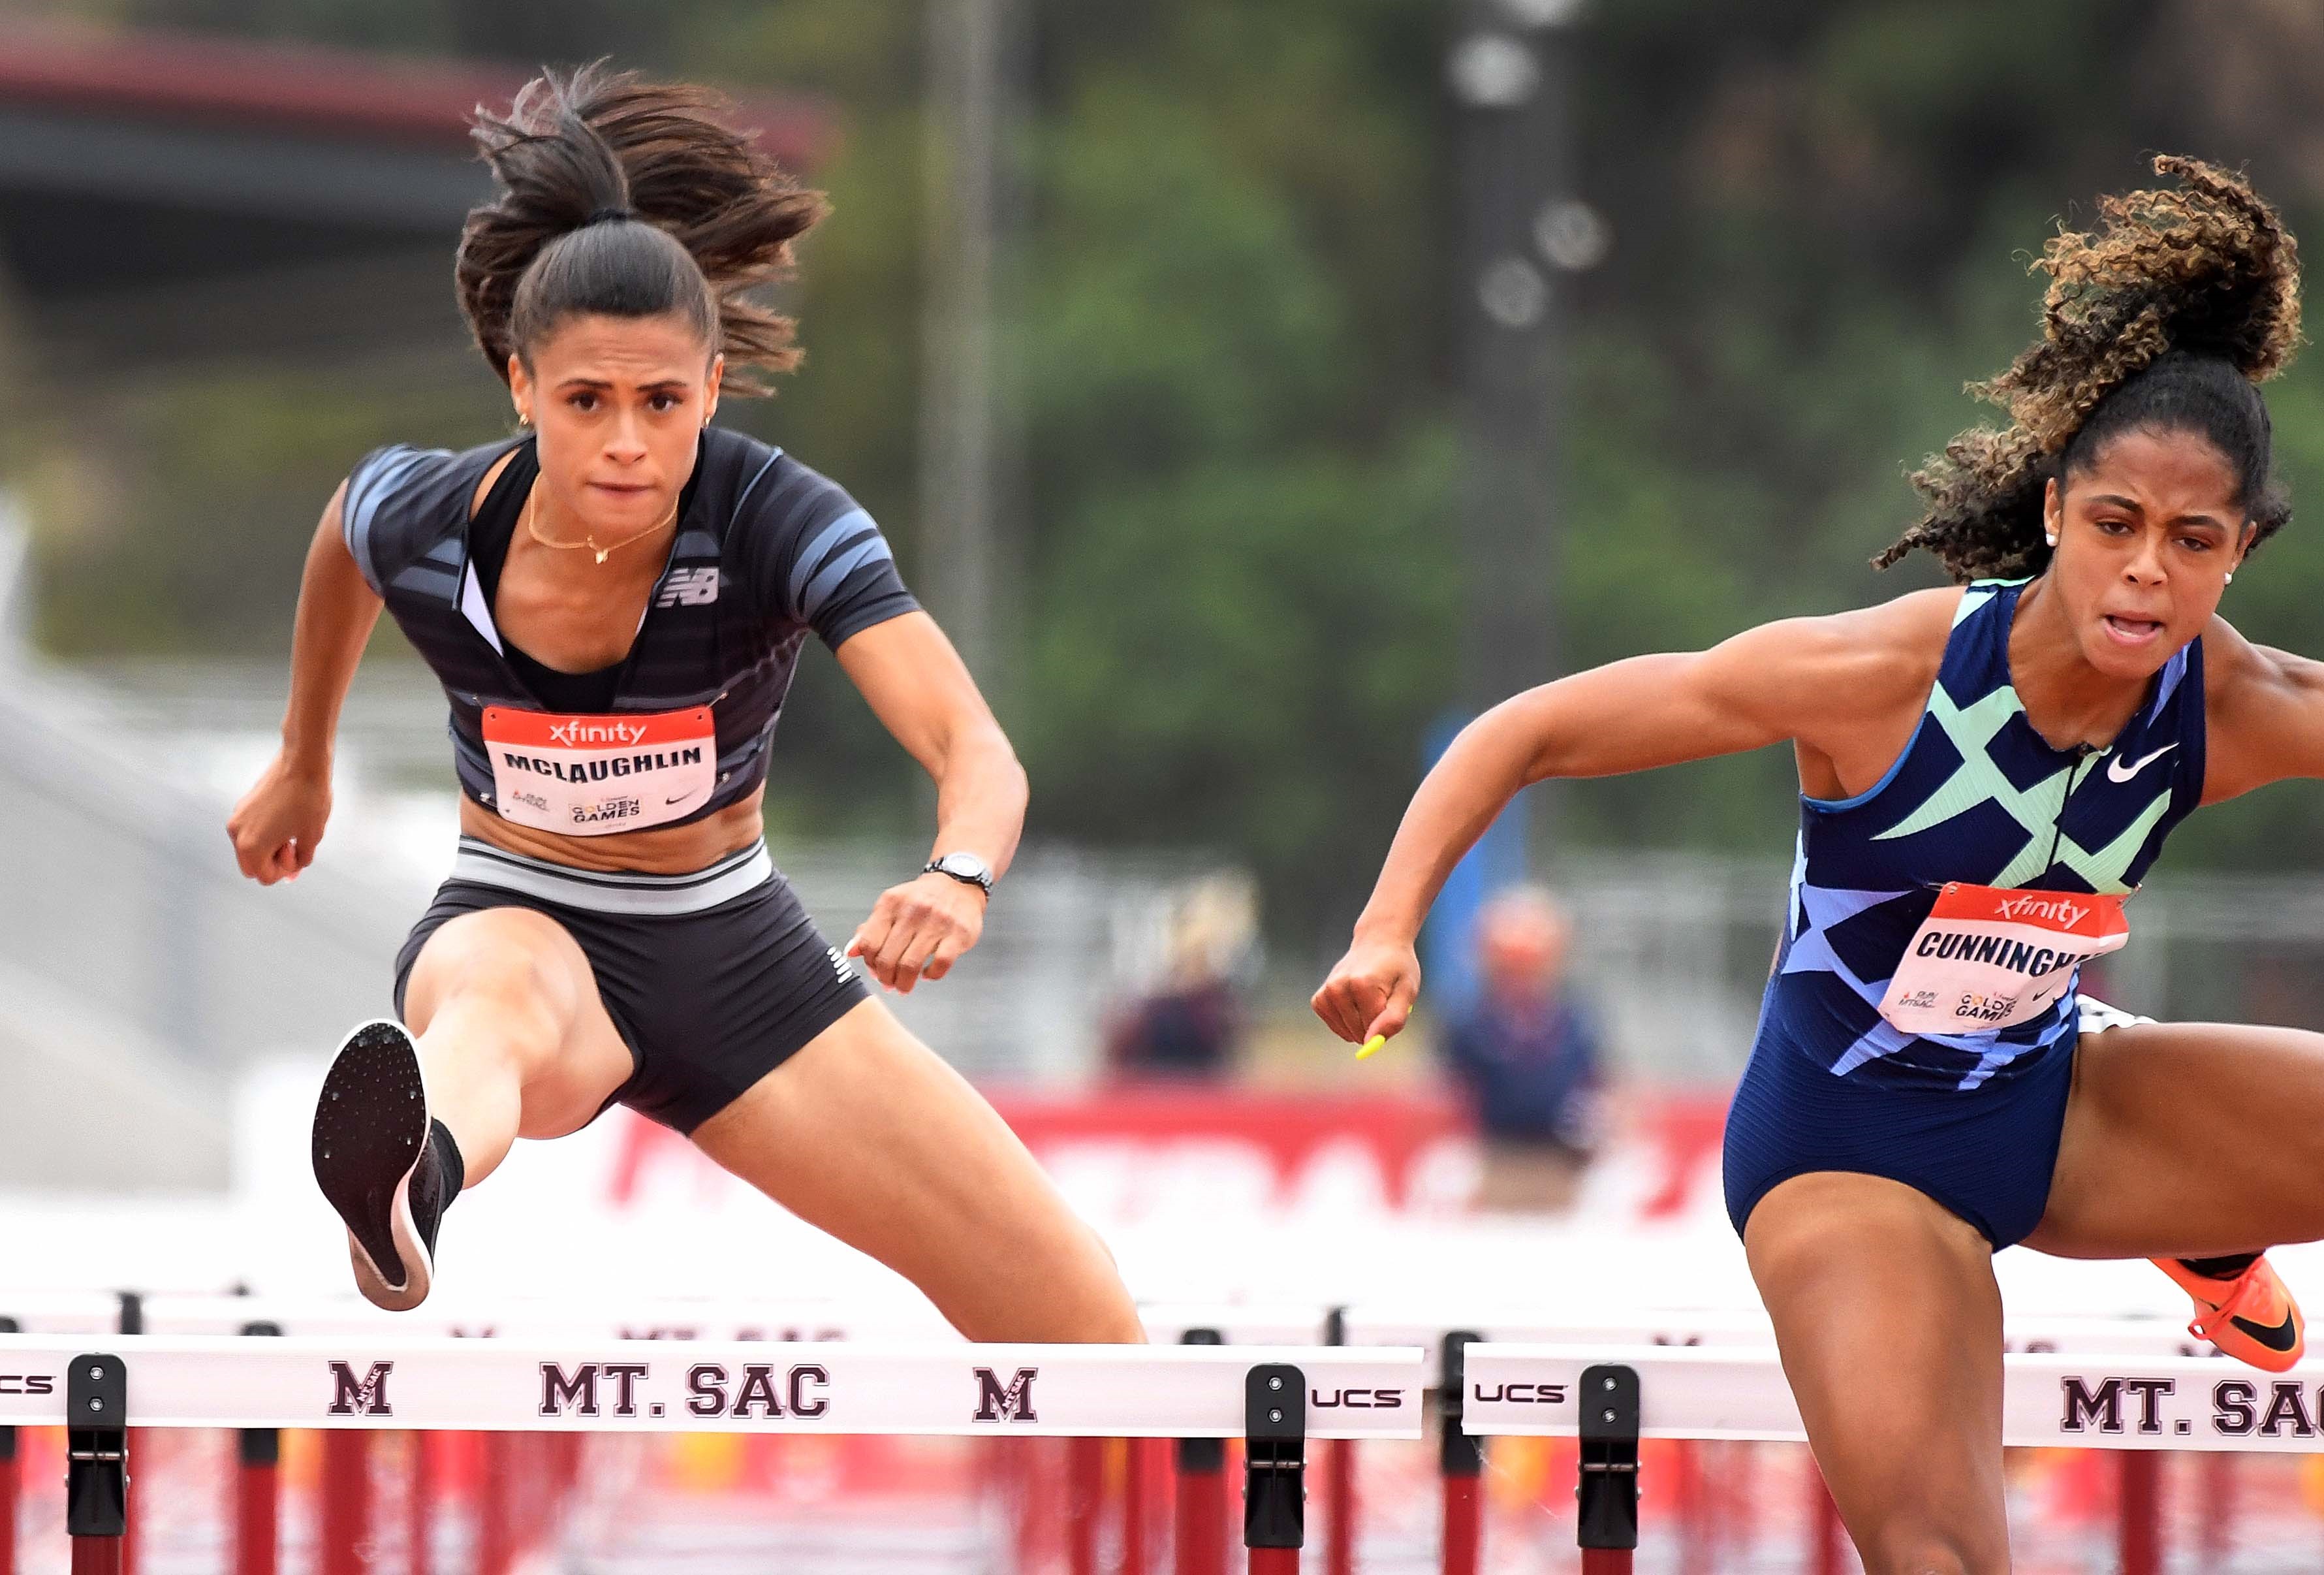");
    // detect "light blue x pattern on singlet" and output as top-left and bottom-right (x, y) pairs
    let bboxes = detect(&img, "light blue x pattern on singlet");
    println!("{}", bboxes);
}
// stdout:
(1756, 580), (2206, 1092)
